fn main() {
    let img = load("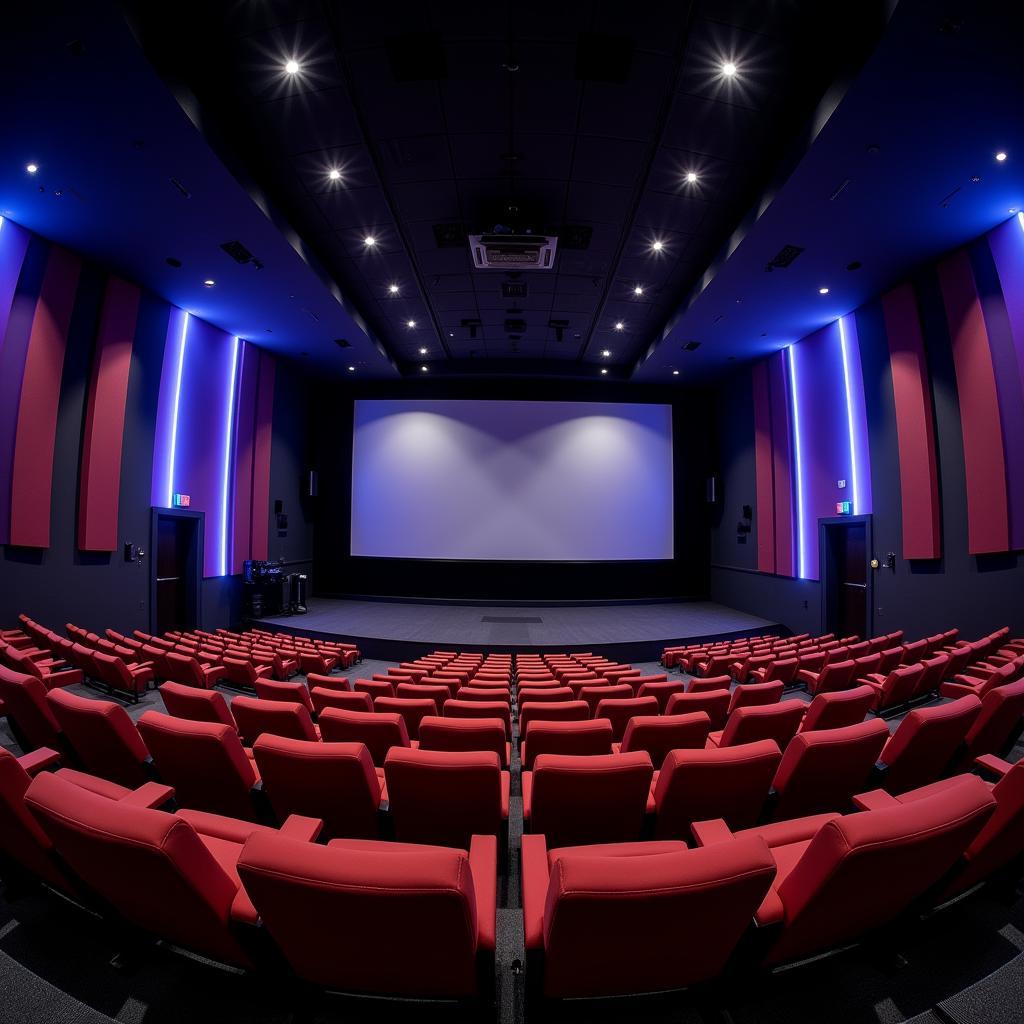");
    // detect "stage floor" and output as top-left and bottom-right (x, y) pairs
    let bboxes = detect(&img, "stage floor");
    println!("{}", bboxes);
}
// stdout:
(255, 598), (782, 661)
